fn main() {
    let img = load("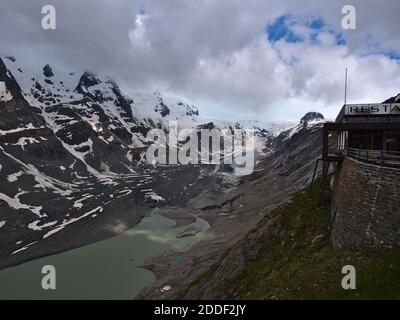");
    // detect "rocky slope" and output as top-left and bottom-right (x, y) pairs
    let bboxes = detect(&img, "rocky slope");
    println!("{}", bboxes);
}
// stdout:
(383, 93), (400, 103)
(178, 118), (328, 299)
(173, 100), (398, 299)
(137, 113), (328, 299)
(0, 55), (333, 296)
(0, 56), (301, 269)
(0, 56), (210, 267)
